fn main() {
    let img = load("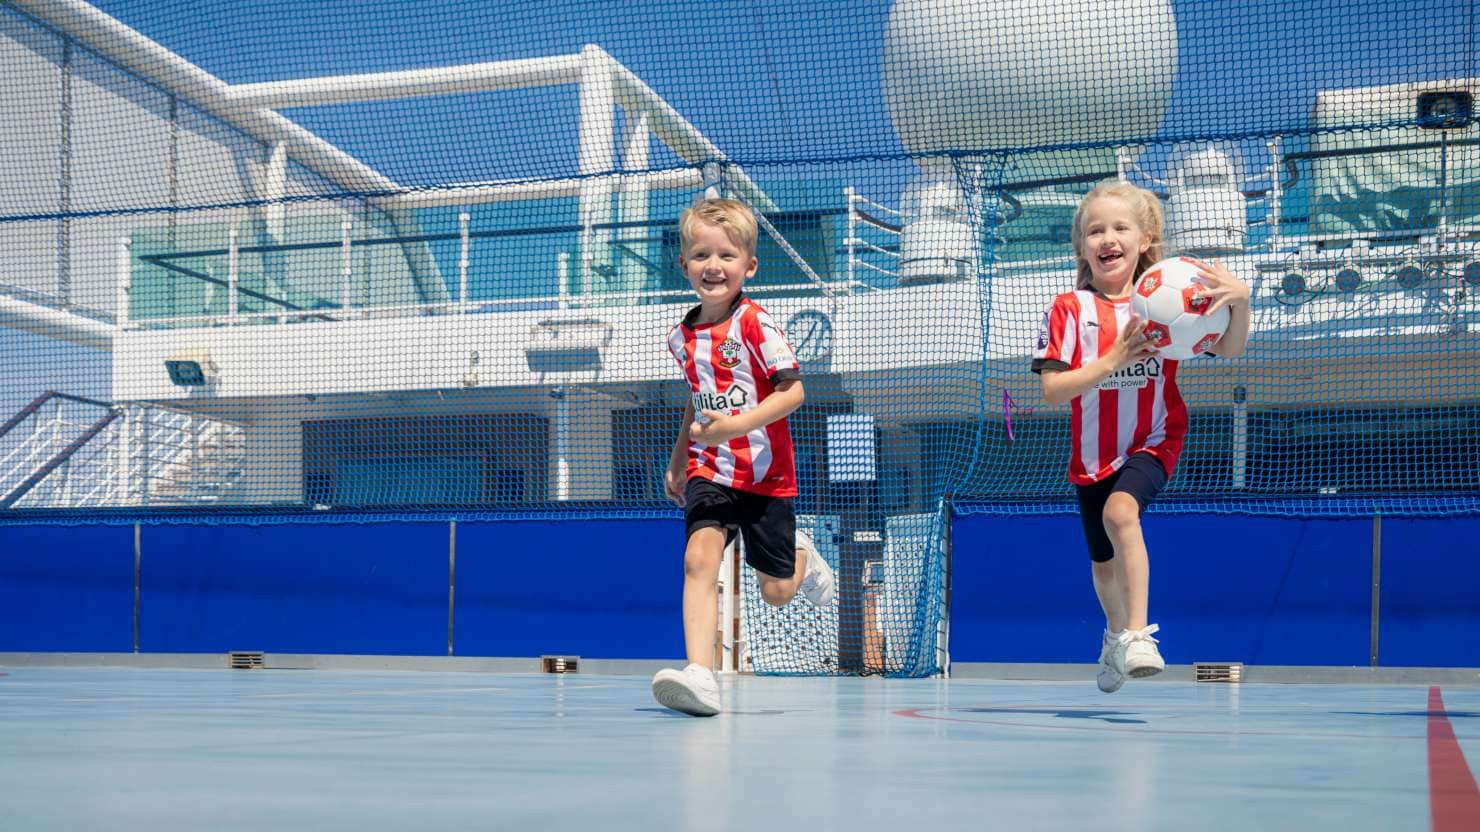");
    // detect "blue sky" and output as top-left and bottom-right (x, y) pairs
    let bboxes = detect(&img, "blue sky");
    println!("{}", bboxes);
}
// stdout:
(85, 0), (1476, 187)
